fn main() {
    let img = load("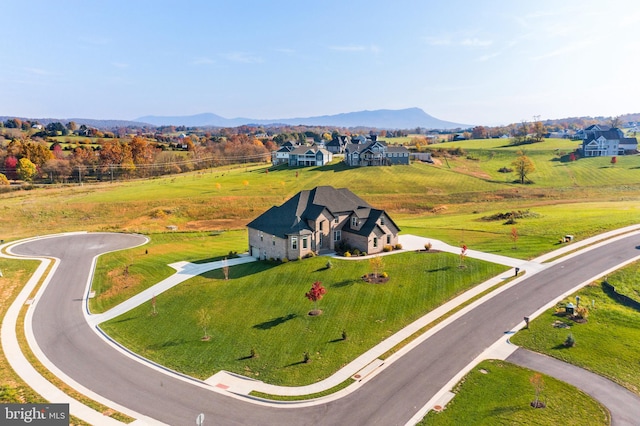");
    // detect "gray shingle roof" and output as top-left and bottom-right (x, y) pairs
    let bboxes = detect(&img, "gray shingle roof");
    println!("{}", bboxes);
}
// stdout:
(247, 186), (373, 238)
